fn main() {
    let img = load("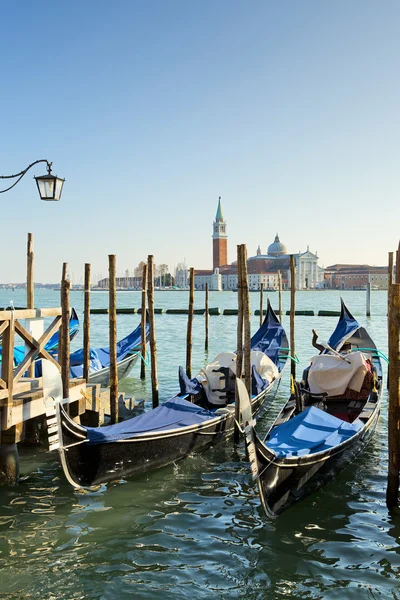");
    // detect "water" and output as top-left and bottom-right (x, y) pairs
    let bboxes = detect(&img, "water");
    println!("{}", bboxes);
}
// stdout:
(0, 289), (399, 599)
